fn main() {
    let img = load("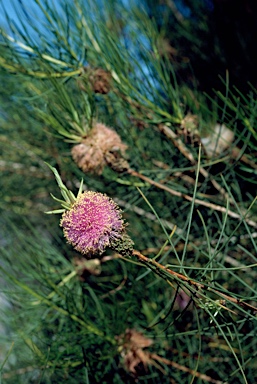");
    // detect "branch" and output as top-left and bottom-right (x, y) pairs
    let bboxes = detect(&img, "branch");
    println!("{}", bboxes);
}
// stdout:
(127, 169), (257, 228)
(132, 250), (257, 314)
